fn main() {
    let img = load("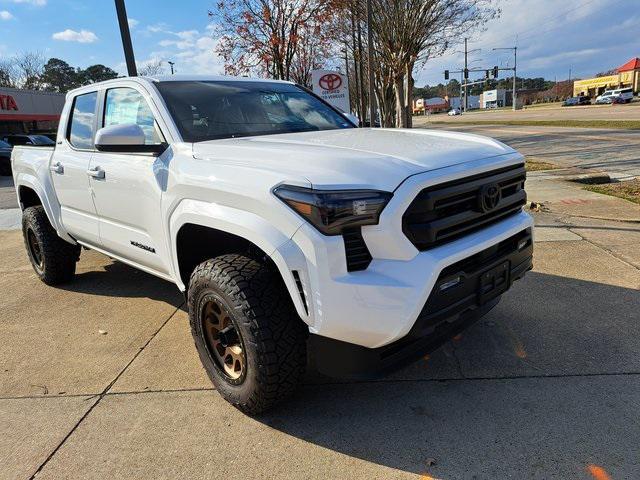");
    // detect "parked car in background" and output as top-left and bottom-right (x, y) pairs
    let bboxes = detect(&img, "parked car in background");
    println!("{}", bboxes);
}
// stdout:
(447, 108), (461, 116)
(2, 134), (56, 147)
(562, 96), (591, 107)
(0, 139), (12, 176)
(596, 88), (634, 104)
